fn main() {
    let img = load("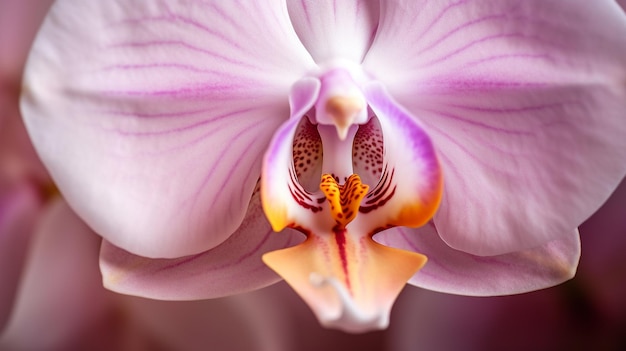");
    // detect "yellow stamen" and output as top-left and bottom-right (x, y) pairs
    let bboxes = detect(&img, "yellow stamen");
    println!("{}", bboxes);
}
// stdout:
(320, 174), (369, 227)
